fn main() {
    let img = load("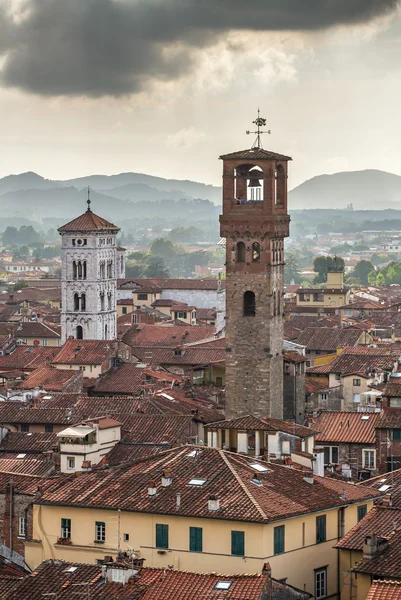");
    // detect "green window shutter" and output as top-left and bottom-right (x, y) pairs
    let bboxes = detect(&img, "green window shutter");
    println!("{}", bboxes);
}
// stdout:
(316, 516), (326, 544)
(156, 524), (168, 549)
(231, 531), (245, 556)
(274, 525), (285, 555)
(357, 505), (367, 522)
(189, 527), (203, 552)
(393, 429), (401, 441)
